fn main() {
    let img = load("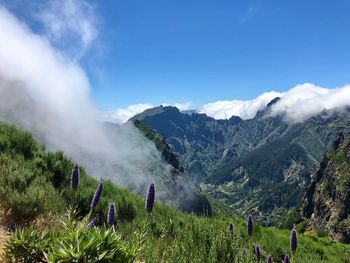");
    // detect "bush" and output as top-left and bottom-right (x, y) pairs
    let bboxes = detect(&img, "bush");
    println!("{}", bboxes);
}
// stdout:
(0, 124), (37, 159)
(0, 154), (65, 223)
